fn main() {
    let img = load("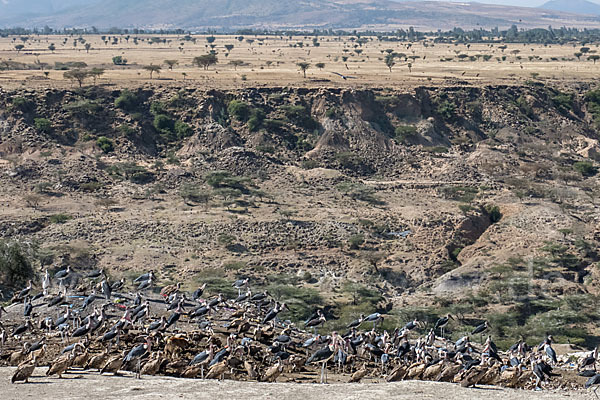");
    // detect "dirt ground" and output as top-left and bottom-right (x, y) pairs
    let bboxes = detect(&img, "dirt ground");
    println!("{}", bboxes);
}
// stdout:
(0, 367), (592, 400)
